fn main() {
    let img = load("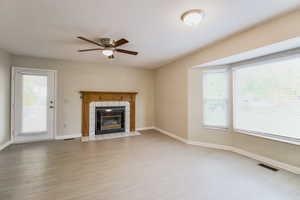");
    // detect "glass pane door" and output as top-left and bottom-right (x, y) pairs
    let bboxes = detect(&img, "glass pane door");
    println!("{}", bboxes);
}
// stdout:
(13, 68), (56, 143)
(21, 75), (48, 133)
